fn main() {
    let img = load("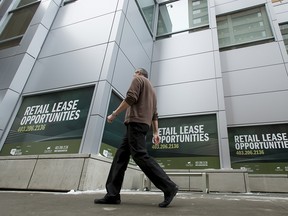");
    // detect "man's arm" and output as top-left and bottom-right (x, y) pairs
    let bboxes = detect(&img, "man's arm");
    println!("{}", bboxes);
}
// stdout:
(152, 119), (160, 145)
(107, 100), (130, 123)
